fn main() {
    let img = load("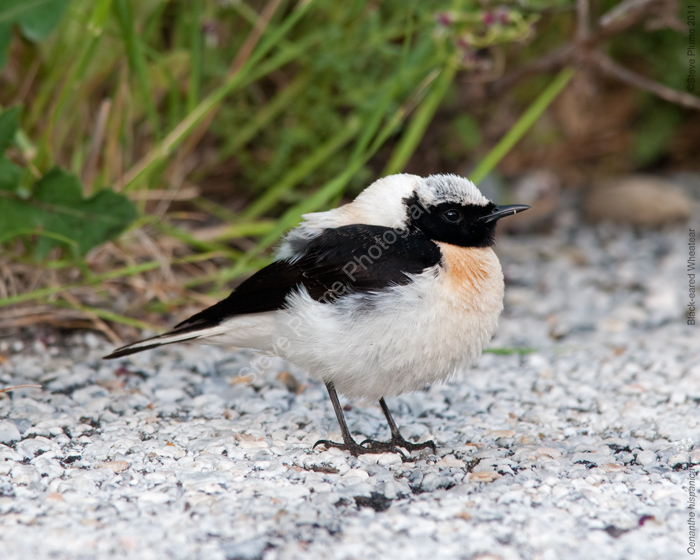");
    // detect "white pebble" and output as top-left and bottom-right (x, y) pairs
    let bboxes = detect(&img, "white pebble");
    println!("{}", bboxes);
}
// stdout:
(636, 450), (657, 465)
(0, 421), (20, 443)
